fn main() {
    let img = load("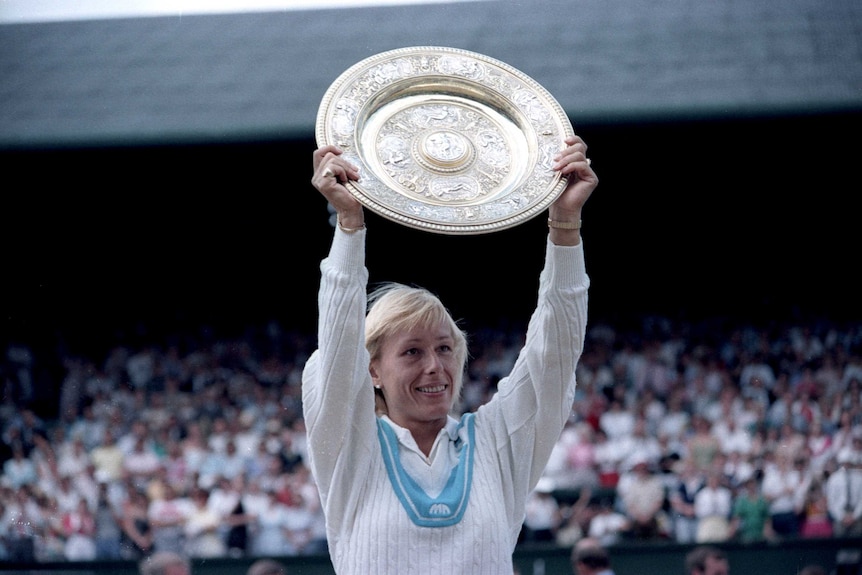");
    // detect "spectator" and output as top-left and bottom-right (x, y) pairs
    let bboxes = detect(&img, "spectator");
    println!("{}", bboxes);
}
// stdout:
(798, 565), (827, 575)
(247, 558), (288, 575)
(124, 435), (162, 492)
(138, 550), (191, 575)
(93, 482), (123, 560)
(183, 487), (226, 558)
(60, 497), (97, 561)
(618, 416), (663, 472)
(616, 457), (668, 540)
(728, 476), (773, 543)
(805, 420), (834, 475)
(599, 399), (634, 442)
(119, 488), (153, 560)
(799, 479), (833, 538)
(657, 388), (690, 448)
(712, 416), (752, 458)
(592, 428), (622, 488)
(521, 478), (563, 544)
(685, 545), (729, 575)
(571, 536), (615, 575)
(89, 428), (125, 484)
(586, 495), (630, 546)
(208, 474), (251, 556)
(1, 442), (37, 489)
(148, 483), (192, 554)
(693, 470), (732, 543)
(761, 453), (805, 538)
(249, 488), (293, 556)
(825, 454), (862, 537)
(669, 458), (704, 543)
(686, 416), (721, 473)
(834, 428), (862, 469)
(162, 439), (194, 494)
